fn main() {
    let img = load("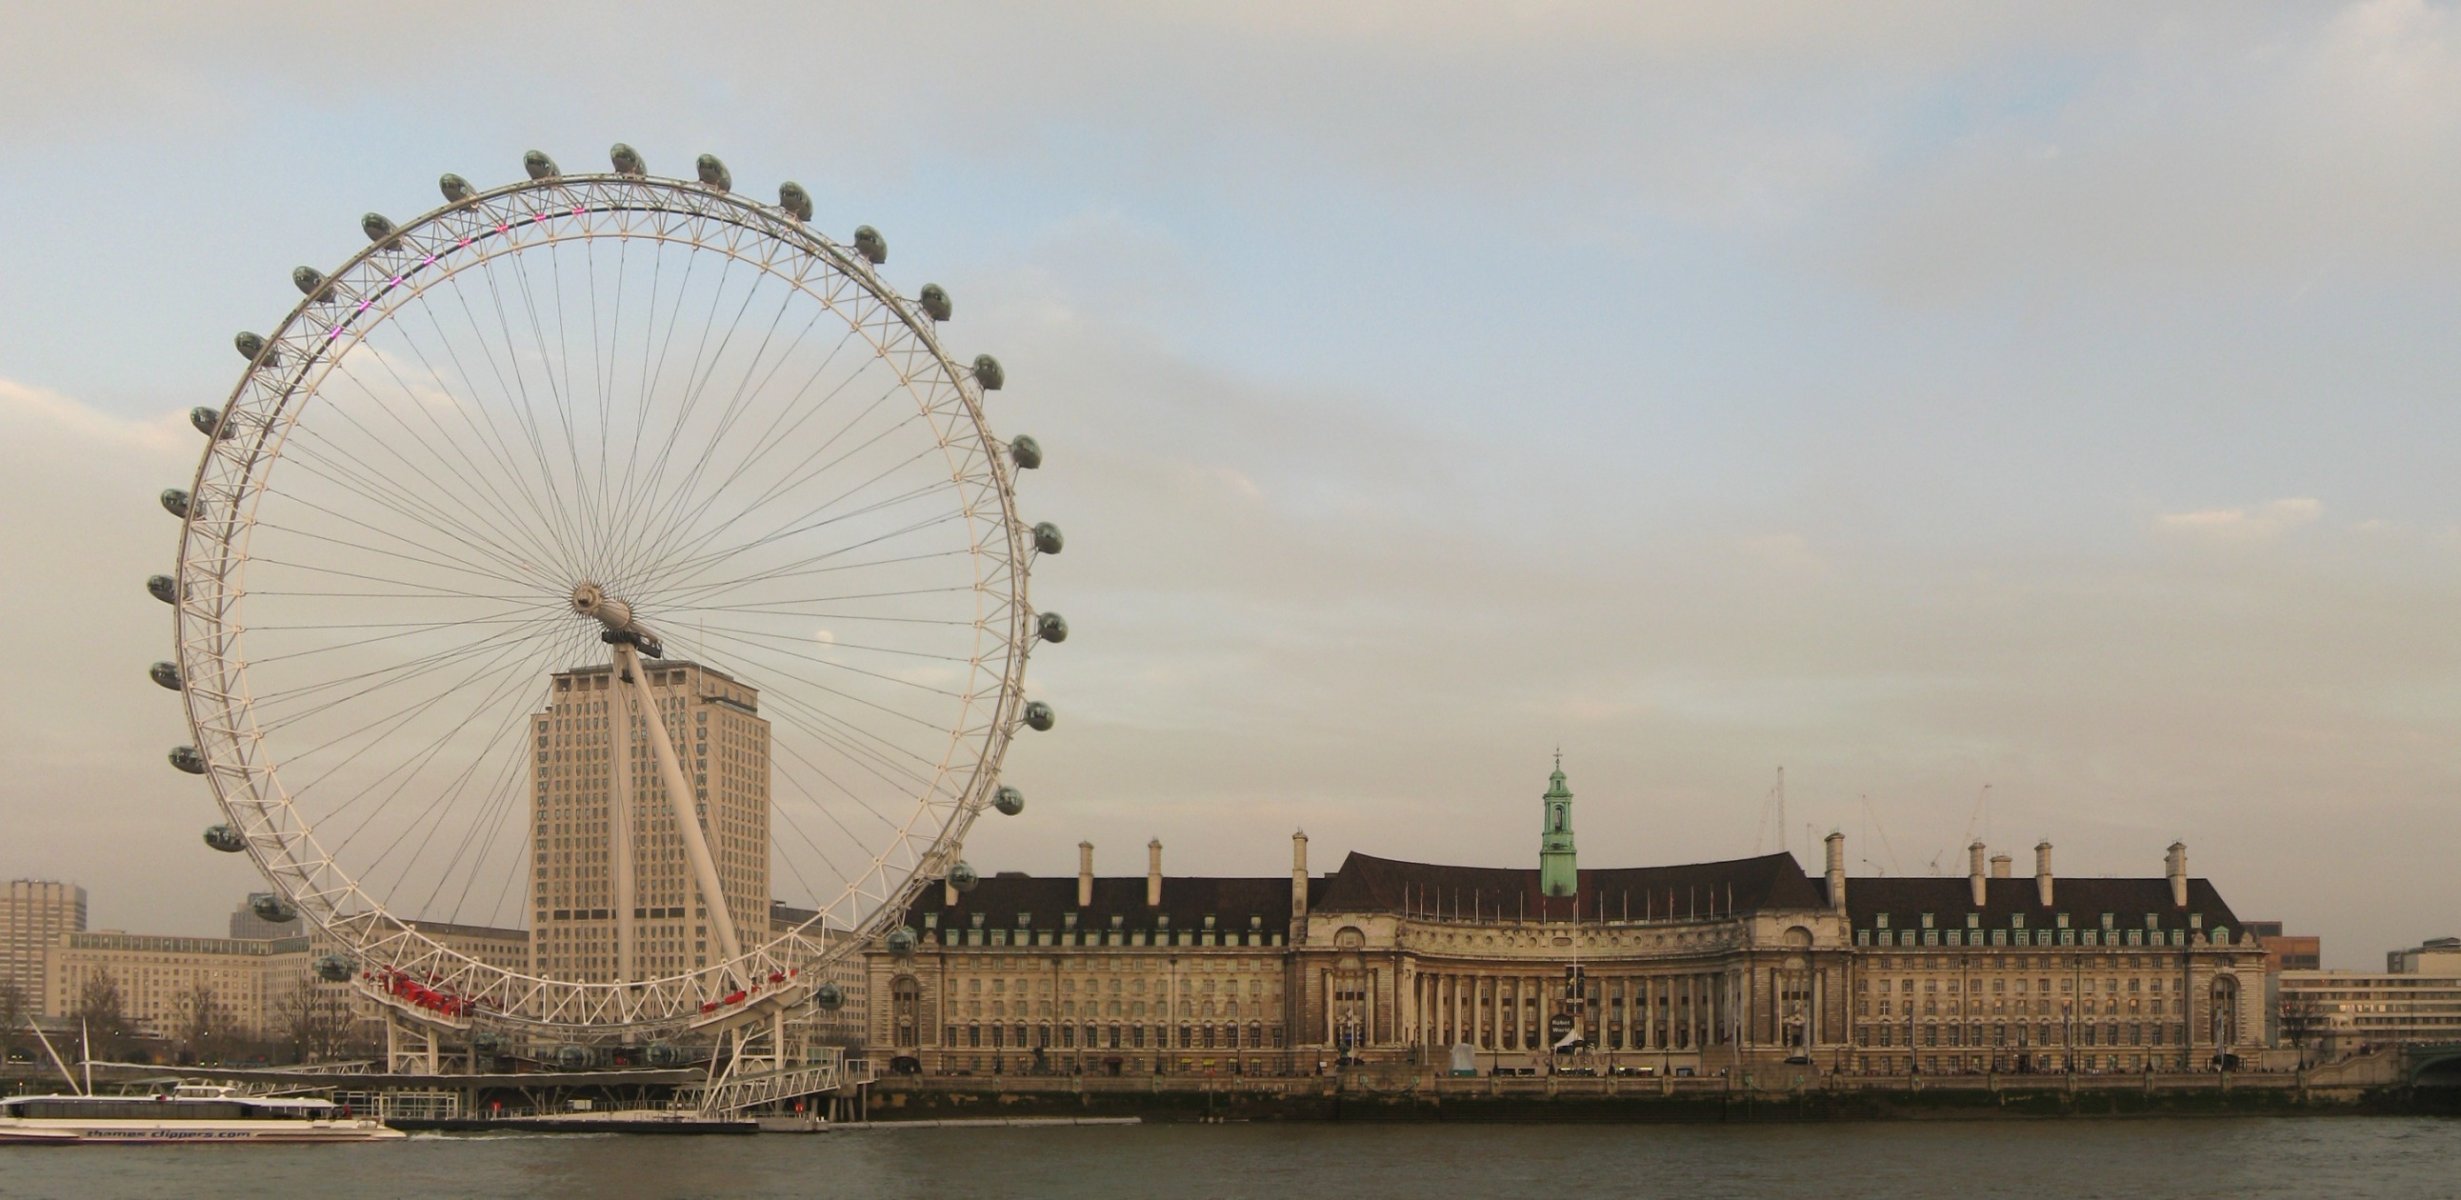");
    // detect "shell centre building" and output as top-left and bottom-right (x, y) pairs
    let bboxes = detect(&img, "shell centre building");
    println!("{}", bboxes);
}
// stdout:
(866, 762), (2268, 1076)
